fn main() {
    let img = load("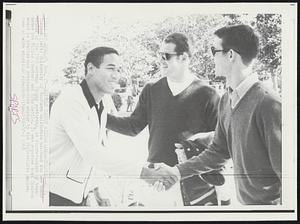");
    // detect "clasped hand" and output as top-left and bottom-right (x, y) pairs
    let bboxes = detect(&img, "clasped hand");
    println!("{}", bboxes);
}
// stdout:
(140, 163), (179, 191)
